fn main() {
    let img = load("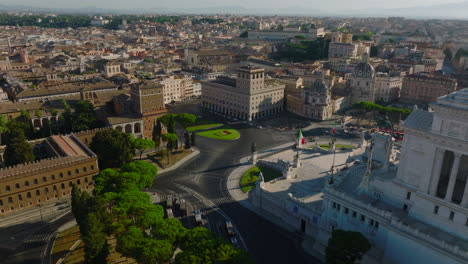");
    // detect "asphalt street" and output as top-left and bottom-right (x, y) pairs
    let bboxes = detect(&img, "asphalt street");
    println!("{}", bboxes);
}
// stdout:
(153, 102), (354, 264)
